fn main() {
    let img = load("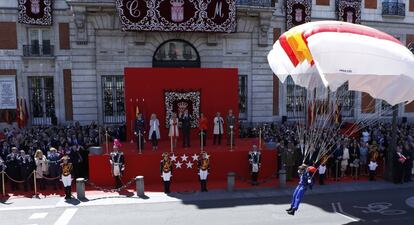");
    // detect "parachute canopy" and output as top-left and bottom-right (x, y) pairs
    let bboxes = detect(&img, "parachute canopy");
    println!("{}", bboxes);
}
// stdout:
(267, 21), (414, 106)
